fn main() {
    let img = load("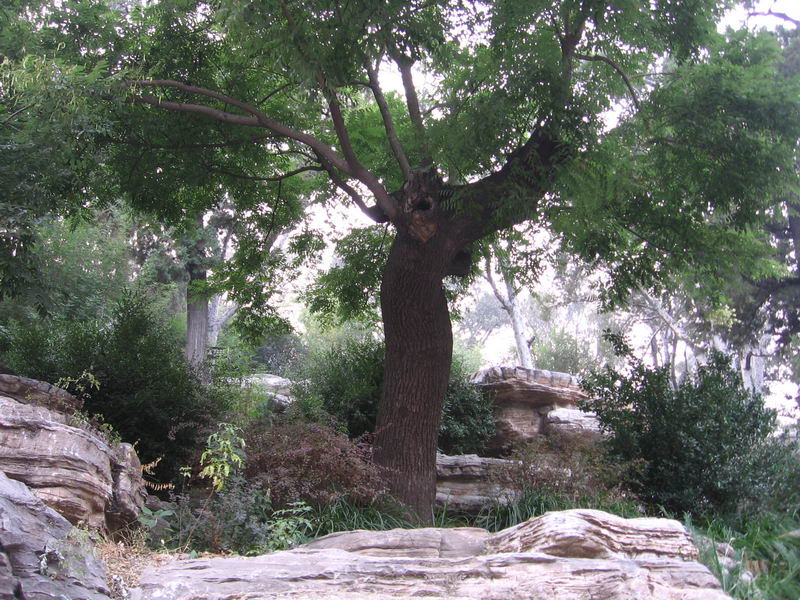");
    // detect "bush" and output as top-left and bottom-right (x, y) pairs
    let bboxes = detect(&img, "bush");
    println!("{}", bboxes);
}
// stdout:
(581, 351), (798, 518)
(0, 291), (221, 482)
(164, 476), (313, 555)
(296, 330), (495, 454)
(243, 422), (387, 509)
